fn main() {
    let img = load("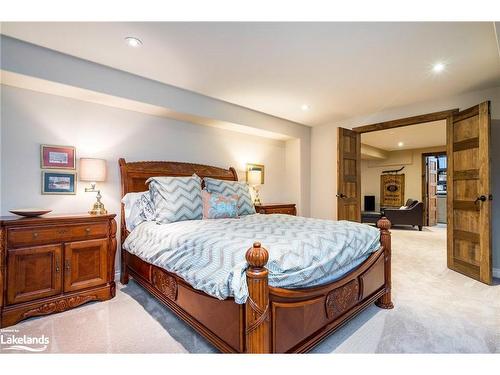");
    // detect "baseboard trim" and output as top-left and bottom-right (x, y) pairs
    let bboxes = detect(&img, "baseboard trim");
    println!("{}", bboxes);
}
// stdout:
(493, 268), (500, 279)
